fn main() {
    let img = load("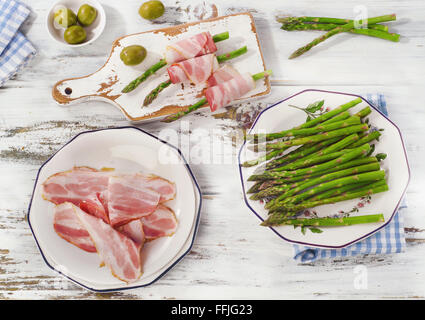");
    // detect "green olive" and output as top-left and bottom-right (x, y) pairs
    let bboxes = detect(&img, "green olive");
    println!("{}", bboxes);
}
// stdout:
(120, 45), (147, 66)
(138, 1), (165, 20)
(54, 8), (77, 28)
(77, 4), (97, 26)
(64, 25), (87, 44)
